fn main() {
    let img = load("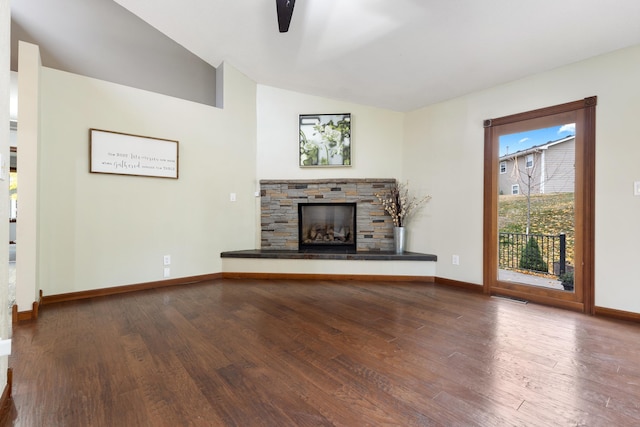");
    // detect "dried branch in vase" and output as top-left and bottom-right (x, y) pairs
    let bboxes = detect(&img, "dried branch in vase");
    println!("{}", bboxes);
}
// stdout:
(375, 181), (431, 227)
